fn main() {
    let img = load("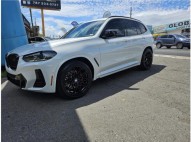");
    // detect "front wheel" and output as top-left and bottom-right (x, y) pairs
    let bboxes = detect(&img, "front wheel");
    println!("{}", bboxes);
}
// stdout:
(56, 61), (92, 99)
(176, 42), (183, 49)
(139, 48), (153, 70)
